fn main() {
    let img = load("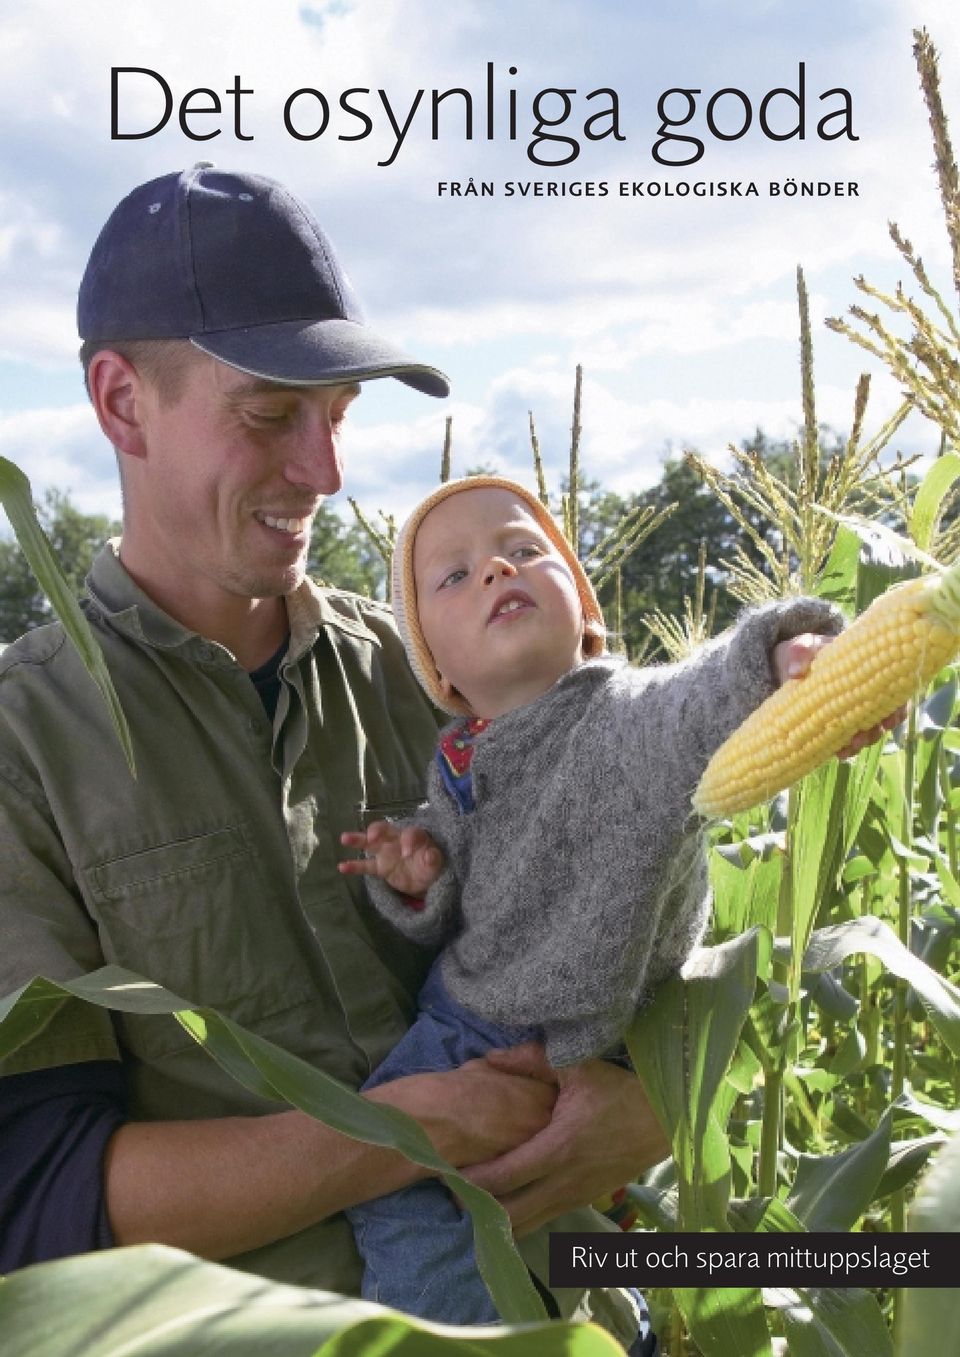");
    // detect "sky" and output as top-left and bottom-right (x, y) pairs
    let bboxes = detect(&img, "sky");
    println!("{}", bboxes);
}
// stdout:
(1, 0), (959, 533)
